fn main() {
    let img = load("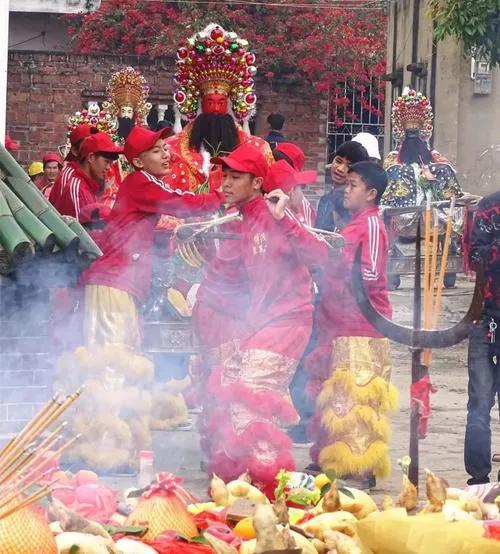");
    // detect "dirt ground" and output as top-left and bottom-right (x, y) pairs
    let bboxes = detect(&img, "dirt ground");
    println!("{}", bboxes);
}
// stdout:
(103, 274), (500, 501)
